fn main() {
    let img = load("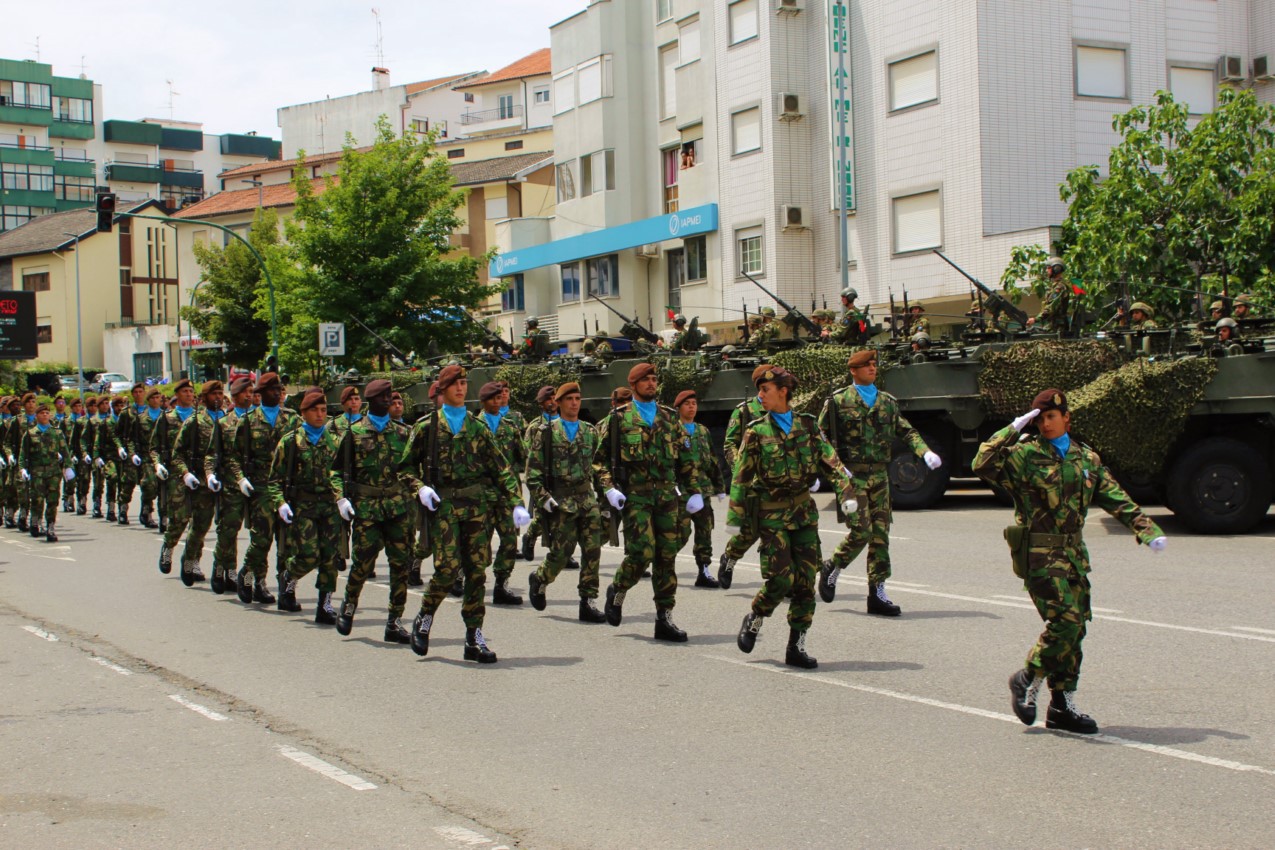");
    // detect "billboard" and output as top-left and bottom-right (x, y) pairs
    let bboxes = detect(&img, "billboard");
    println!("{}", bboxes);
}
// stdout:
(0, 290), (38, 360)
